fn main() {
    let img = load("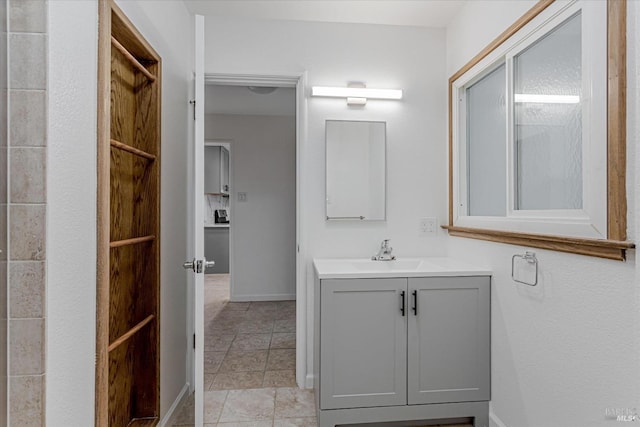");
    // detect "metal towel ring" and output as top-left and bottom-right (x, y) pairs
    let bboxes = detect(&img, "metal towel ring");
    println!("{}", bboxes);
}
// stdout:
(511, 251), (538, 286)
